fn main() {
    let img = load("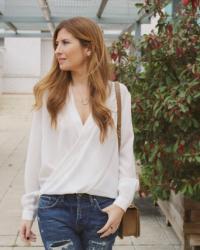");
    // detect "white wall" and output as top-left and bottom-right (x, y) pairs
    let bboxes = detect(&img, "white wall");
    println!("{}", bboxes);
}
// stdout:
(41, 39), (54, 77)
(141, 14), (160, 35)
(2, 38), (54, 94)
(3, 38), (41, 93)
(0, 47), (5, 94)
